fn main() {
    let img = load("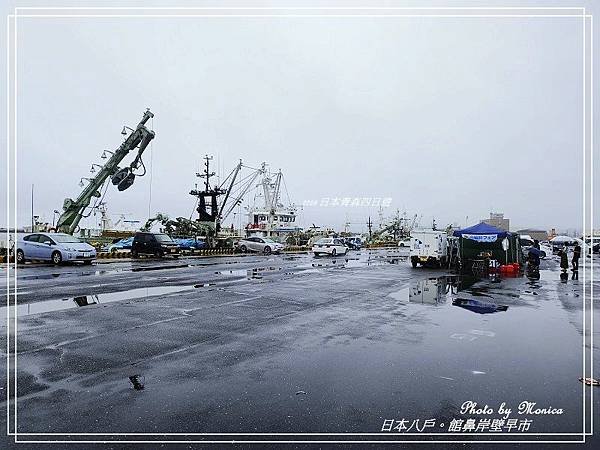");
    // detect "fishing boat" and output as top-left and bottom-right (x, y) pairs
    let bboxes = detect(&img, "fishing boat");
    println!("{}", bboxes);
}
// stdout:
(245, 168), (302, 241)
